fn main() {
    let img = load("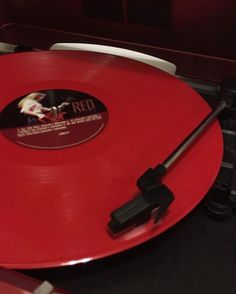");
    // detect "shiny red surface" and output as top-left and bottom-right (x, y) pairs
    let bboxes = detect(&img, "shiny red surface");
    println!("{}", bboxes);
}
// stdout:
(0, 51), (223, 269)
